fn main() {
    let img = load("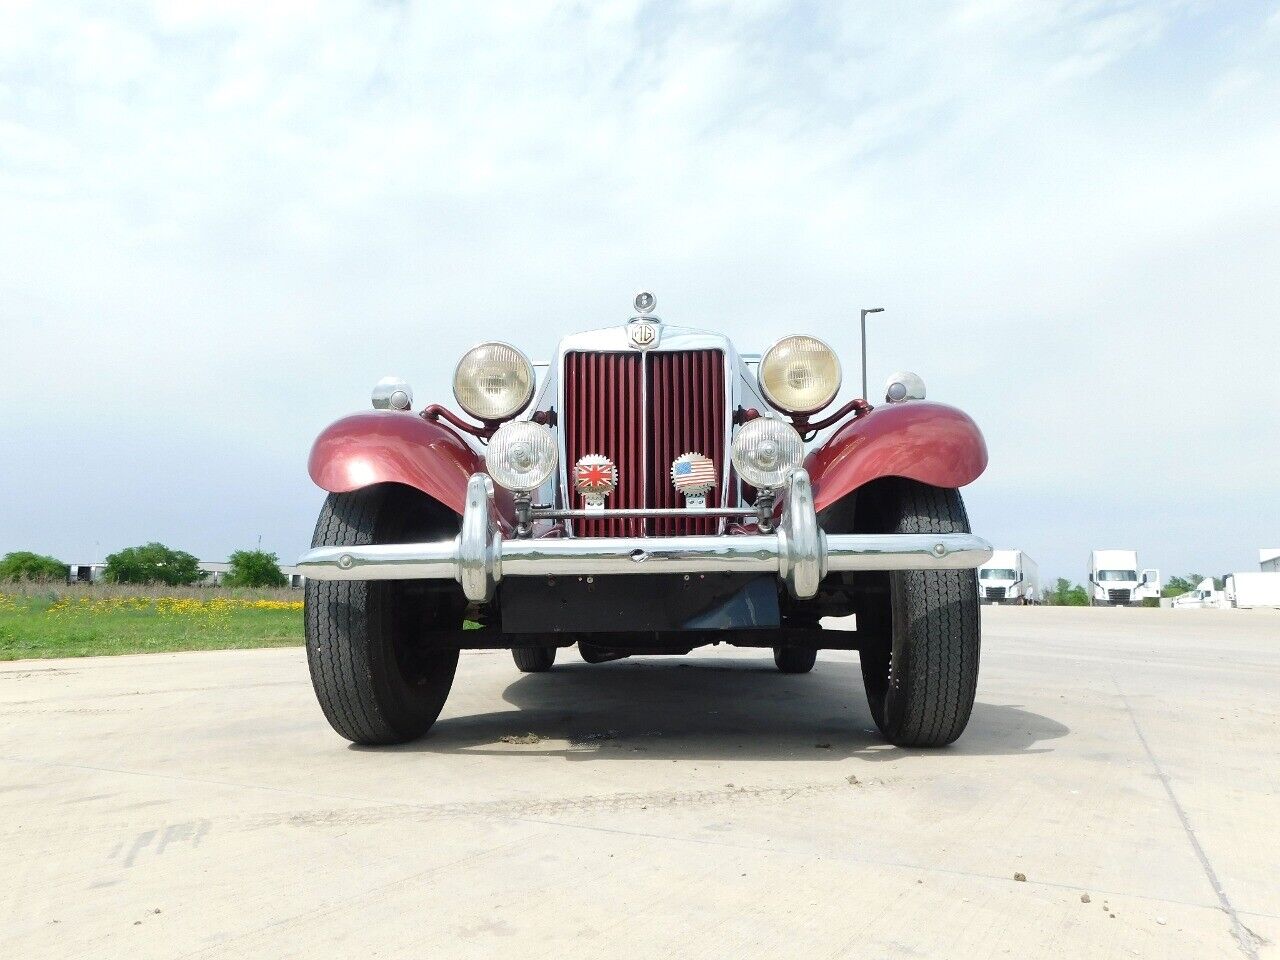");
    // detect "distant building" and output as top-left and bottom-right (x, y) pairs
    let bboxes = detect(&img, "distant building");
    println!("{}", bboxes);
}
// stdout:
(68, 563), (107, 584)
(197, 561), (305, 588)
(1261, 550), (1280, 574)
(198, 561), (231, 585)
(63, 561), (302, 587)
